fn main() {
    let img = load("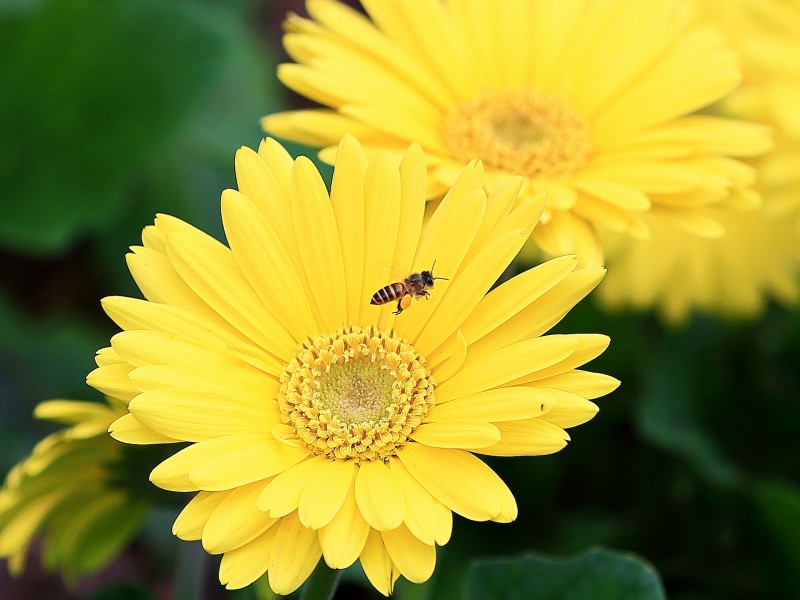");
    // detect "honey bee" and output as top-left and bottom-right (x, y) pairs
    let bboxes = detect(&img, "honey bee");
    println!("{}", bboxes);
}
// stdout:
(370, 262), (448, 315)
